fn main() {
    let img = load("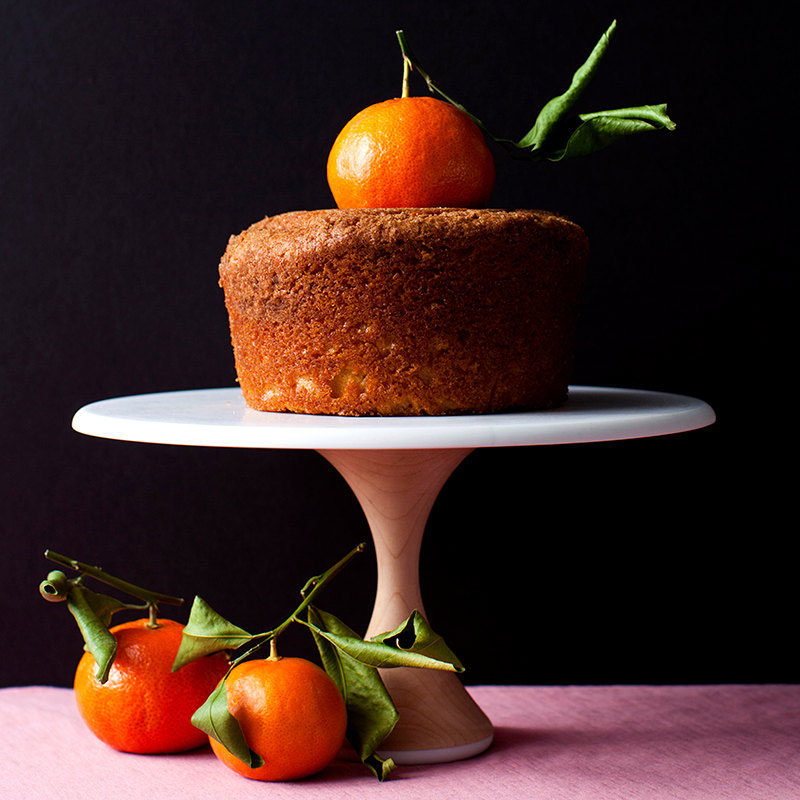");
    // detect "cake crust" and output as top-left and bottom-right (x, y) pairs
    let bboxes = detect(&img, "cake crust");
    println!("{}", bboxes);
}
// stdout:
(219, 208), (588, 415)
